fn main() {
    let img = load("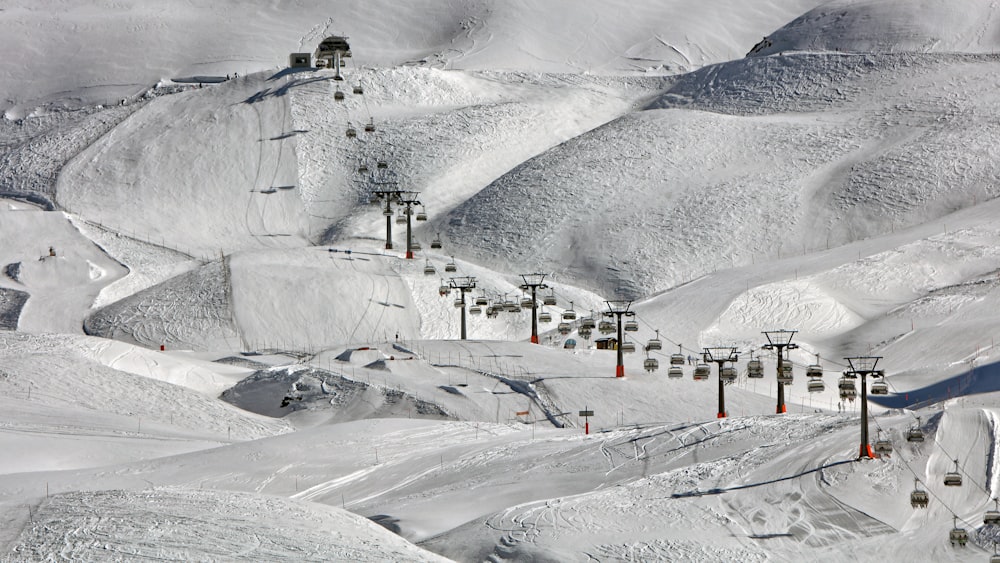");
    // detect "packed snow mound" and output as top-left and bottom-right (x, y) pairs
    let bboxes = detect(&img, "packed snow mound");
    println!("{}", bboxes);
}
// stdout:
(0, 0), (827, 116)
(7, 488), (449, 562)
(748, 0), (1000, 56)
